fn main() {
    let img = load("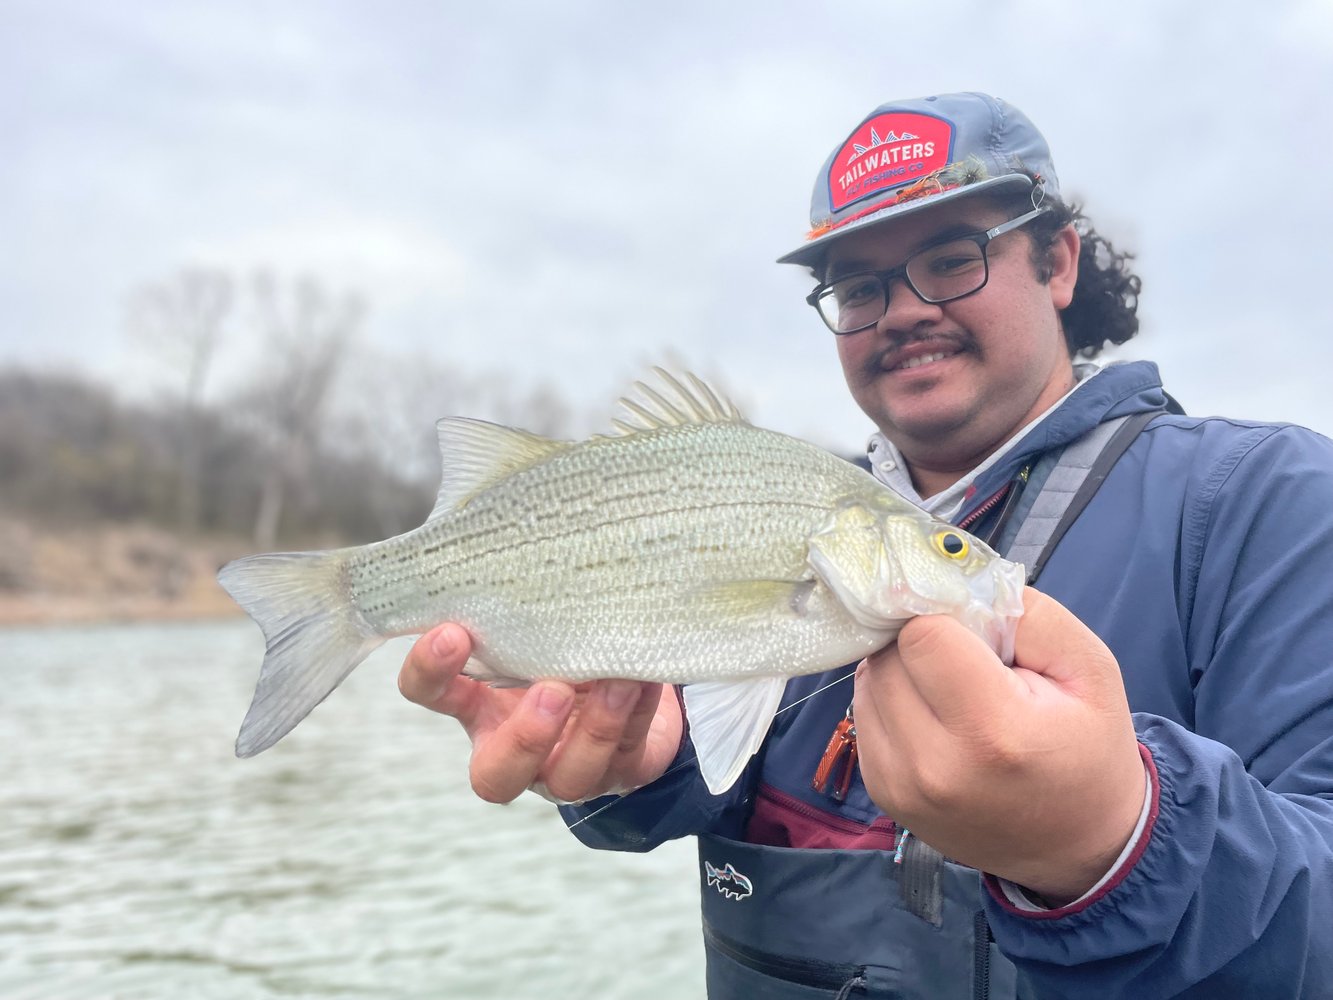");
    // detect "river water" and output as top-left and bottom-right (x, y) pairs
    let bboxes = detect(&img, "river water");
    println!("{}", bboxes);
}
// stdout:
(1, 620), (704, 999)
